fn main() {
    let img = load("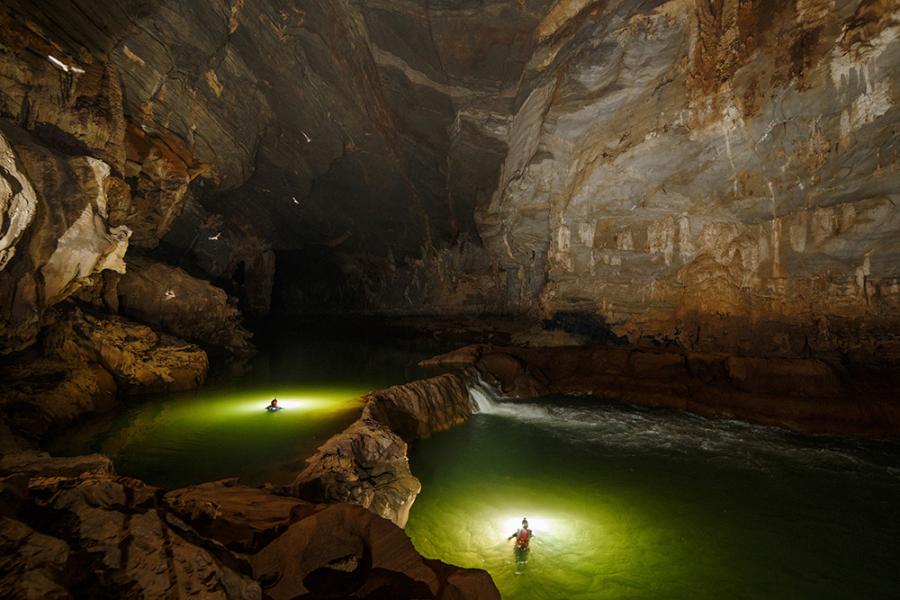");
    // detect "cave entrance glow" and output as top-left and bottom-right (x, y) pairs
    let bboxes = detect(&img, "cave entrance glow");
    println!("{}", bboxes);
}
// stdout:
(406, 395), (900, 600)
